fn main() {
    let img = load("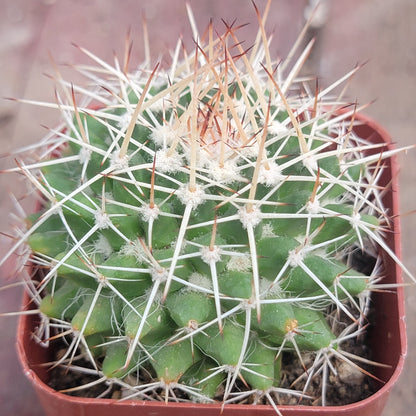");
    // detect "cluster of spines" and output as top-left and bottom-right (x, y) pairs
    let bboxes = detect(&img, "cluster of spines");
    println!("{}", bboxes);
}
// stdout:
(1, 2), (412, 412)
